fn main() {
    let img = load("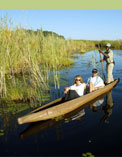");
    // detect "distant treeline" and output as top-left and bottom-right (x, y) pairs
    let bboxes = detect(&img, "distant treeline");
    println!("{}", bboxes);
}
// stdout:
(74, 39), (122, 49)
(95, 40), (122, 49)
(24, 29), (122, 49)
(25, 29), (65, 39)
